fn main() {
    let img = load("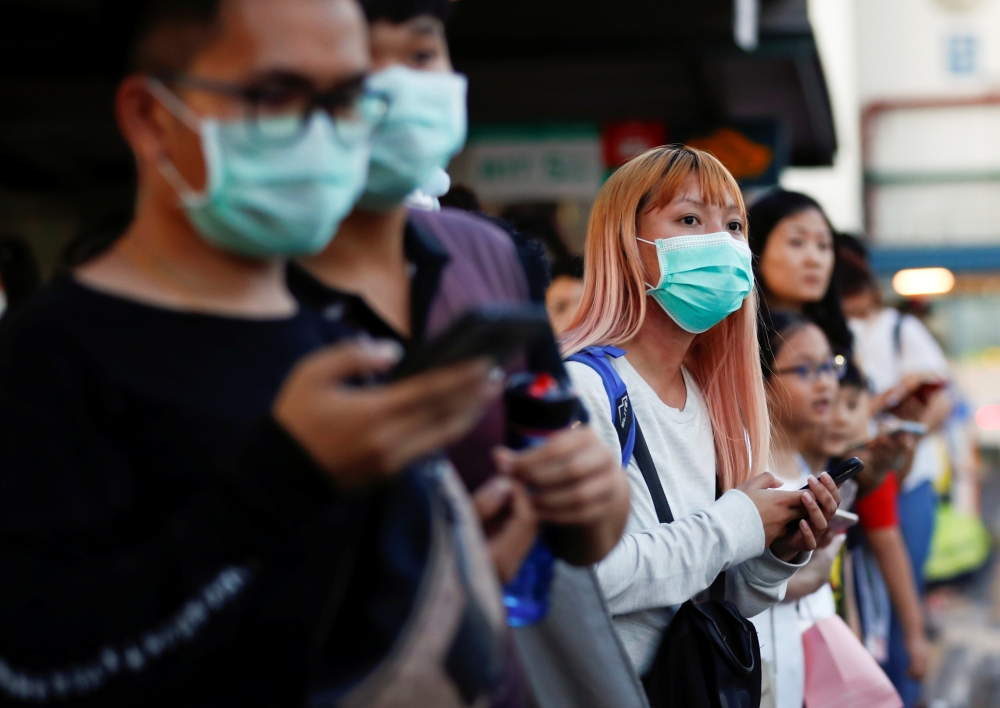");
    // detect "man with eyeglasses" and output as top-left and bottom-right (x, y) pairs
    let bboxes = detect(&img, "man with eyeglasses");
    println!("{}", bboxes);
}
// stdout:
(0, 0), (525, 705)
